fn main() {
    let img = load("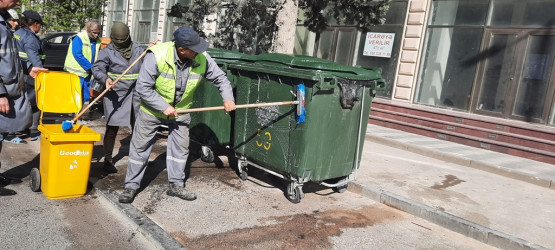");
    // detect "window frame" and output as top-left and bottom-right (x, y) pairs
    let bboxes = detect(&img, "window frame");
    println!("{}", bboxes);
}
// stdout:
(471, 28), (555, 123)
